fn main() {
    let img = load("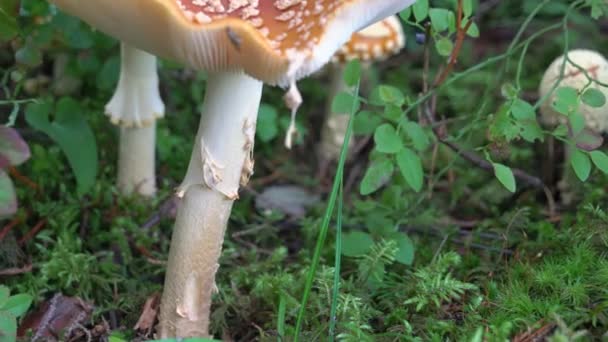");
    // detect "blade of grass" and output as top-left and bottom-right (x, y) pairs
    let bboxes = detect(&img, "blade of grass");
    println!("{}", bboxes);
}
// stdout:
(293, 79), (361, 341)
(277, 292), (286, 340)
(329, 179), (344, 341)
